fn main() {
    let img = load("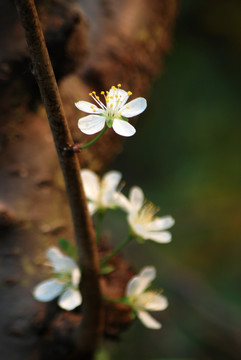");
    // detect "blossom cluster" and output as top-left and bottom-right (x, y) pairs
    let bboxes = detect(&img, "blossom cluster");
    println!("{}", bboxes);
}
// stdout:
(33, 84), (174, 331)
(81, 169), (174, 244)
